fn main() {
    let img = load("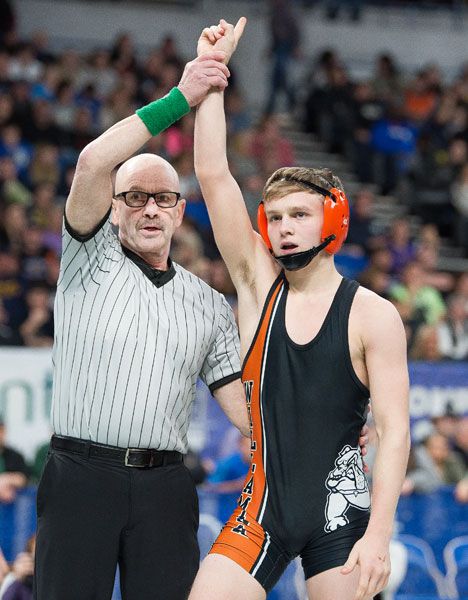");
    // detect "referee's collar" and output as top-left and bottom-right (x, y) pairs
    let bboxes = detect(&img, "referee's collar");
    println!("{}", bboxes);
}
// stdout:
(122, 245), (176, 288)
